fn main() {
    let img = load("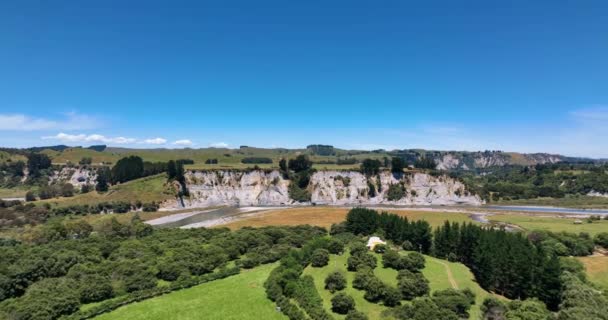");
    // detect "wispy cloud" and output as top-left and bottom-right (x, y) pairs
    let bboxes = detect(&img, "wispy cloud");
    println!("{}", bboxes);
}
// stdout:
(0, 112), (101, 131)
(173, 139), (194, 146)
(570, 105), (608, 122)
(209, 142), (228, 148)
(42, 132), (136, 144)
(143, 137), (167, 145)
